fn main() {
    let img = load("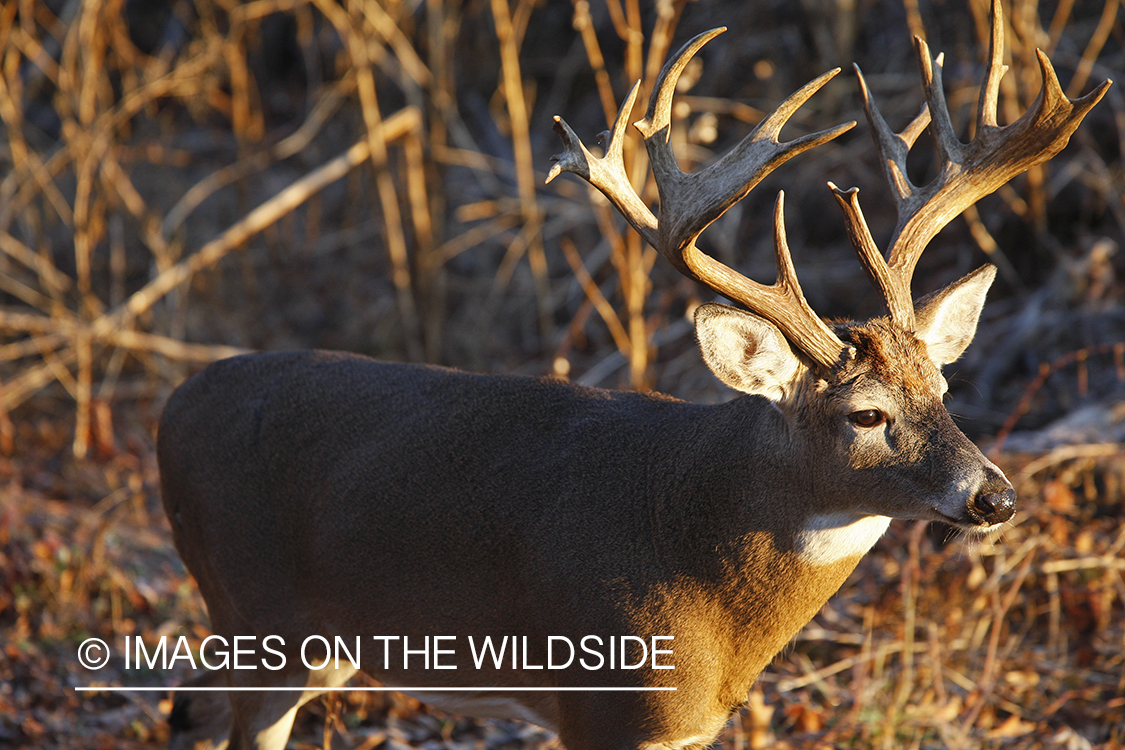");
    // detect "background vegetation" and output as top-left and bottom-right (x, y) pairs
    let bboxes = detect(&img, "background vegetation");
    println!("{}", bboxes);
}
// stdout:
(0, 0), (1122, 747)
